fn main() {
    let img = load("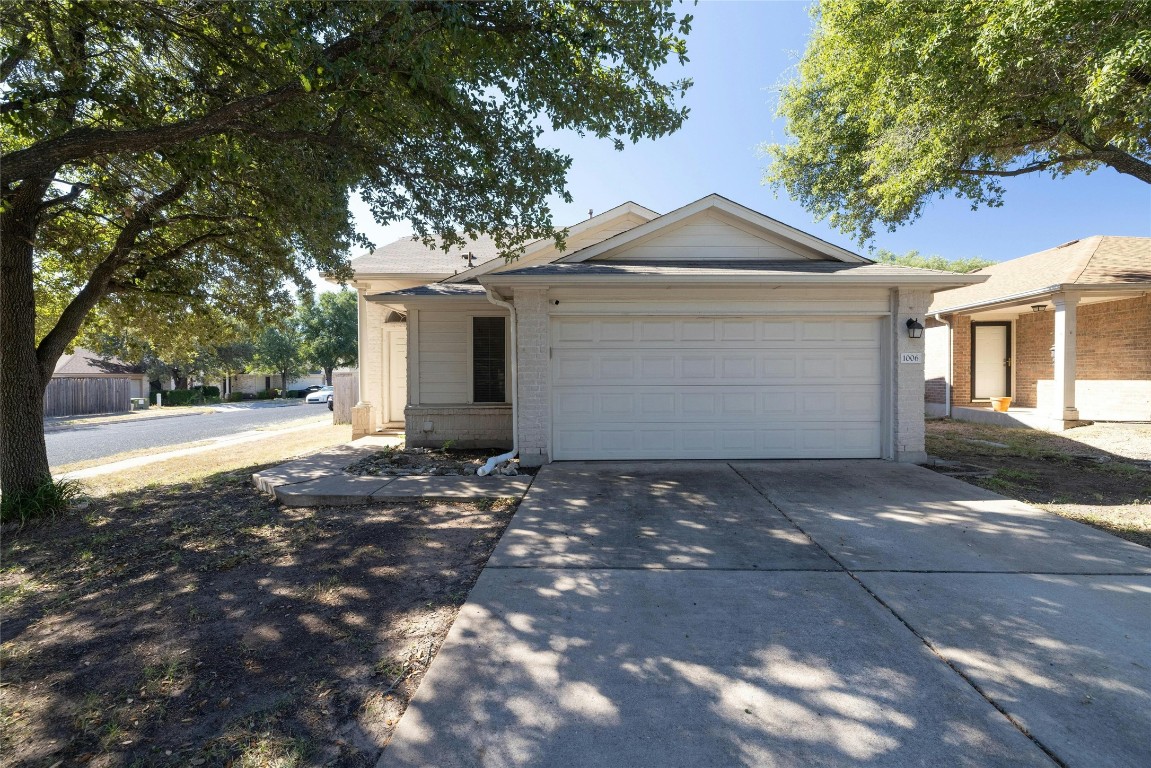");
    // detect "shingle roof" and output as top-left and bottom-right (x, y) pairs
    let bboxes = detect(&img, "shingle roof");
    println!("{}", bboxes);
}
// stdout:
(54, 349), (143, 376)
(350, 234), (503, 275)
(930, 236), (1151, 313)
(485, 259), (960, 278)
(367, 283), (489, 300)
